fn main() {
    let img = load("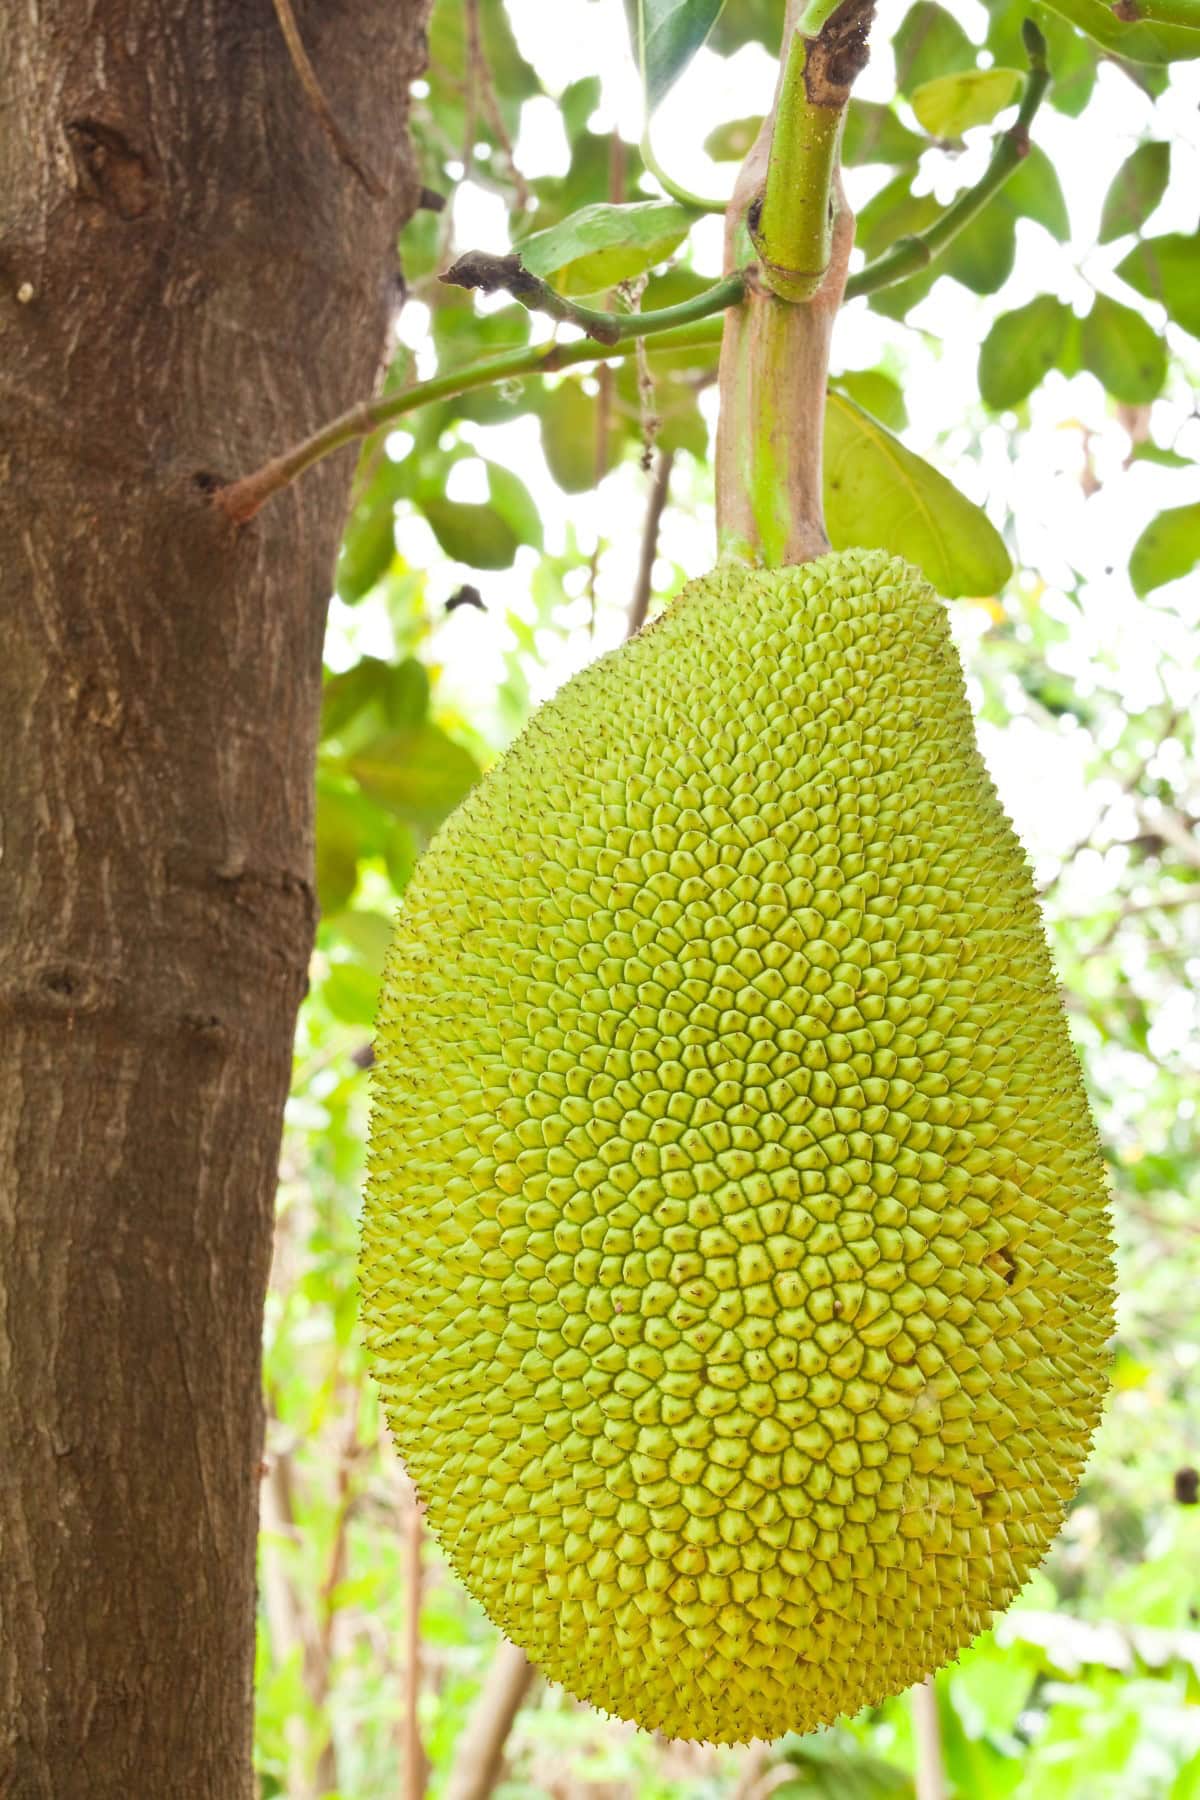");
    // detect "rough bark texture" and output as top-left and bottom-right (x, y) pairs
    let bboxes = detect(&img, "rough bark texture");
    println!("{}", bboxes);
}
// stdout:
(0, 3), (429, 1793)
